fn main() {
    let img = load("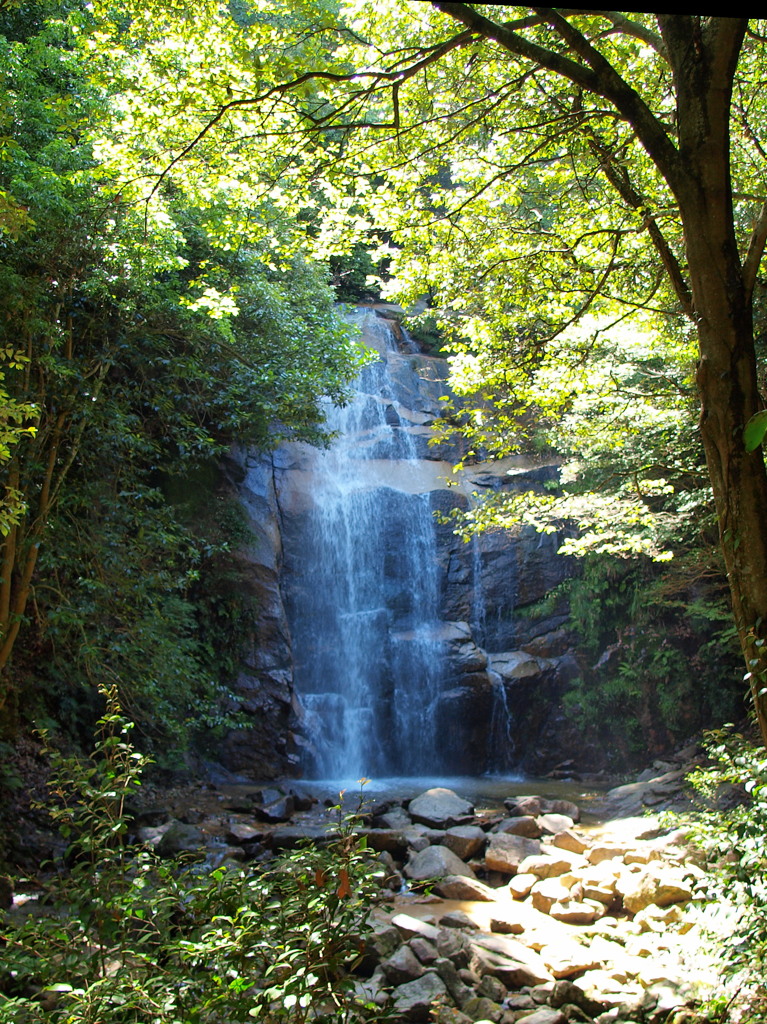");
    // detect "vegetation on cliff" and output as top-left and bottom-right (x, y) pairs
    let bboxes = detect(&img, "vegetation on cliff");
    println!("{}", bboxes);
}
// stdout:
(0, 3), (365, 748)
